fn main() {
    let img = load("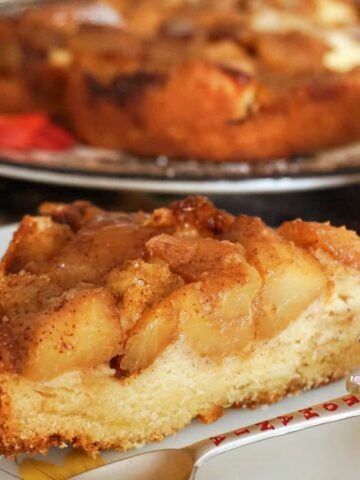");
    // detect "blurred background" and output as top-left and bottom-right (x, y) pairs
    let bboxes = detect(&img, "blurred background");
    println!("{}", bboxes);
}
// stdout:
(0, 0), (359, 228)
